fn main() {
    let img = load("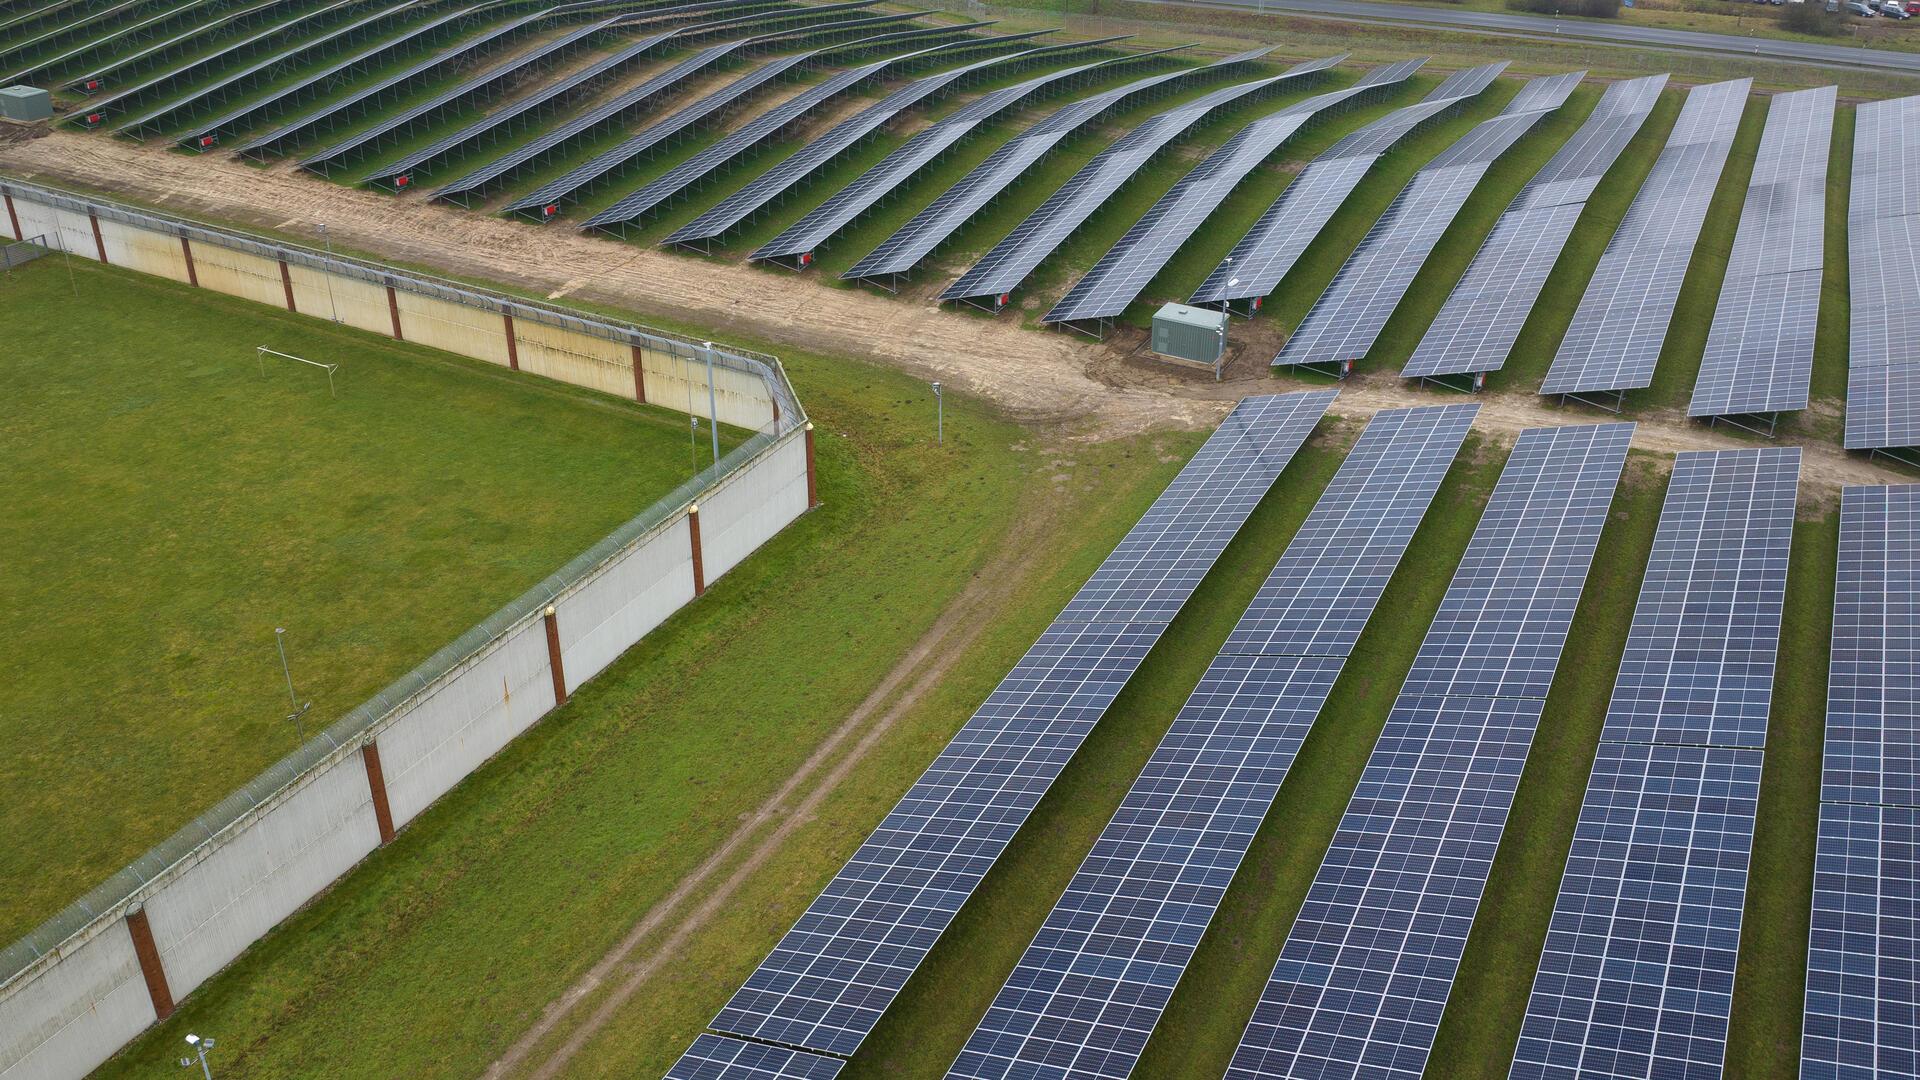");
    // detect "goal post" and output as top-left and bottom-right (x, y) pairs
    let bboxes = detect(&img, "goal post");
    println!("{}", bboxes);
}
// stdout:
(256, 346), (339, 398)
